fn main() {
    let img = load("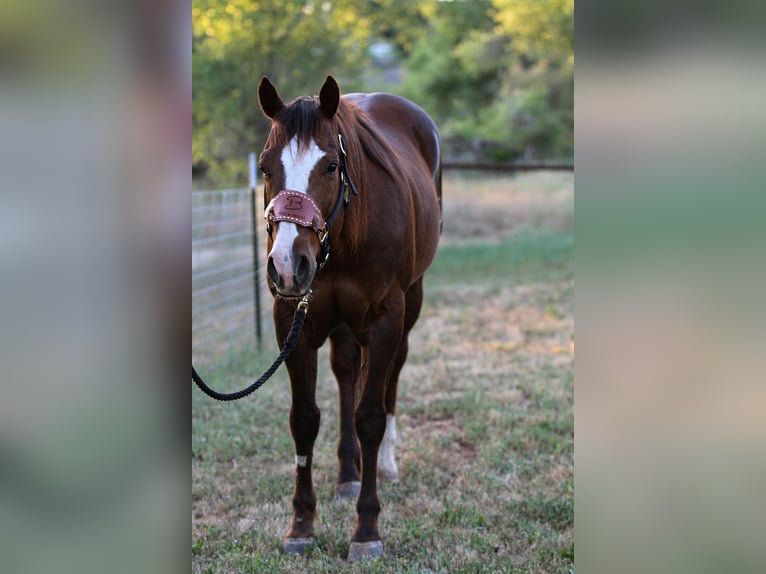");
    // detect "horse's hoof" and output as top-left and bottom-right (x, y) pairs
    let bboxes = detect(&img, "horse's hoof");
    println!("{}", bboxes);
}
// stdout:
(334, 481), (361, 500)
(378, 469), (399, 483)
(348, 540), (383, 562)
(282, 537), (314, 555)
